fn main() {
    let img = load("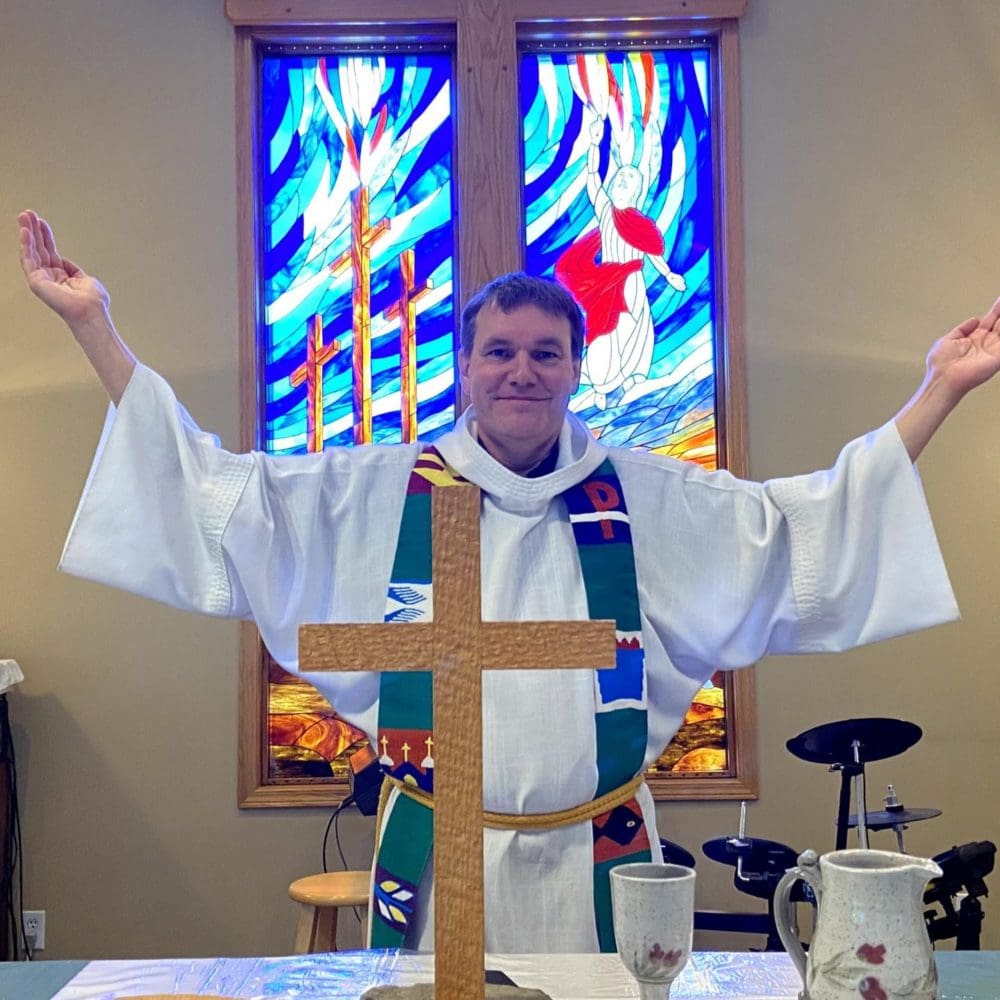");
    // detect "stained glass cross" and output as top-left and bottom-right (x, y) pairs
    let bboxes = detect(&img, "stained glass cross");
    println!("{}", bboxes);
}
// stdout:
(289, 314), (342, 454)
(298, 484), (617, 1000)
(385, 248), (435, 443)
(329, 186), (391, 445)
